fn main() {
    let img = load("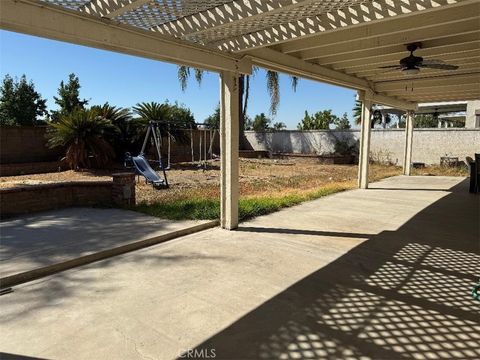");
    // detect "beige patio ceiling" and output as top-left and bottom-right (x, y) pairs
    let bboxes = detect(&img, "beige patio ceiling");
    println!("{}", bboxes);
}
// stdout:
(2, 0), (480, 106)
